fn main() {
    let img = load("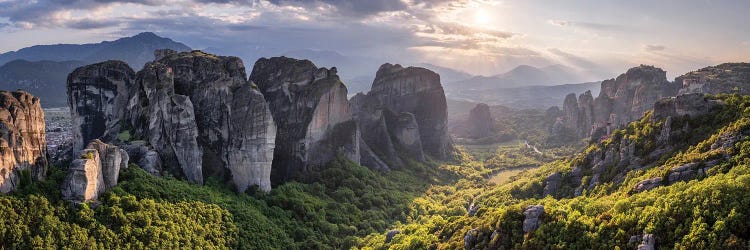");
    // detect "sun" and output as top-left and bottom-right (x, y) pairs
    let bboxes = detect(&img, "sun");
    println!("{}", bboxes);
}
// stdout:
(474, 9), (492, 25)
